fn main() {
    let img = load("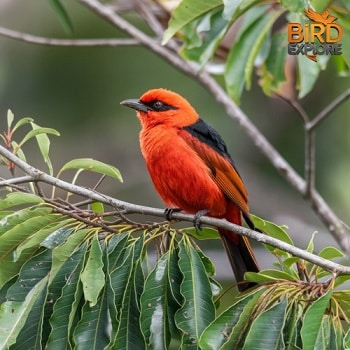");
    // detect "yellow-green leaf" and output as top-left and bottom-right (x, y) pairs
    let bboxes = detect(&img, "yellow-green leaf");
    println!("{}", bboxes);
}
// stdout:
(80, 234), (105, 306)
(59, 158), (123, 183)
